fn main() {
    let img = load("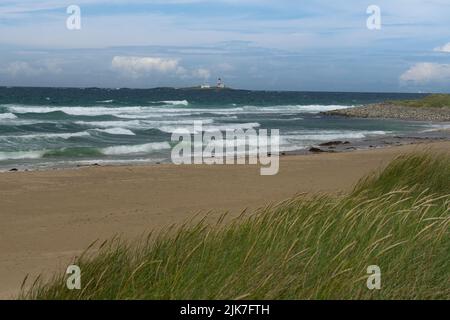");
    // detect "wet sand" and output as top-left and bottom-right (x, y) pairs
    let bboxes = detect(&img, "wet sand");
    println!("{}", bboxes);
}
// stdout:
(0, 141), (449, 299)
